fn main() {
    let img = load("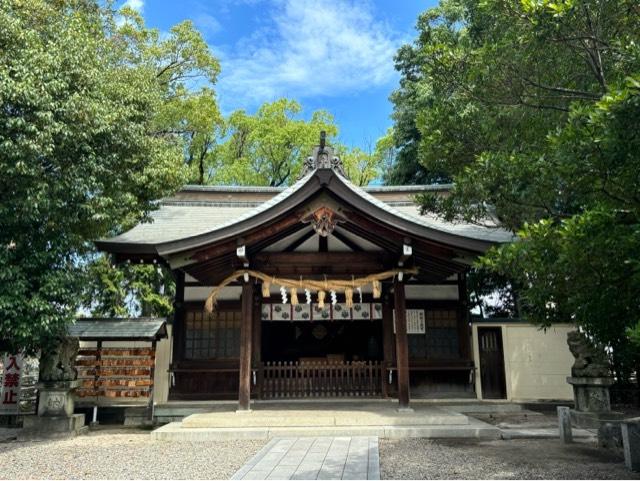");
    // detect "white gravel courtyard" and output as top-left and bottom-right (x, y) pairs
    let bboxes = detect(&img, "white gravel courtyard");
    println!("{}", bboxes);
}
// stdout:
(1, 427), (639, 480)
(0, 428), (263, 480)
